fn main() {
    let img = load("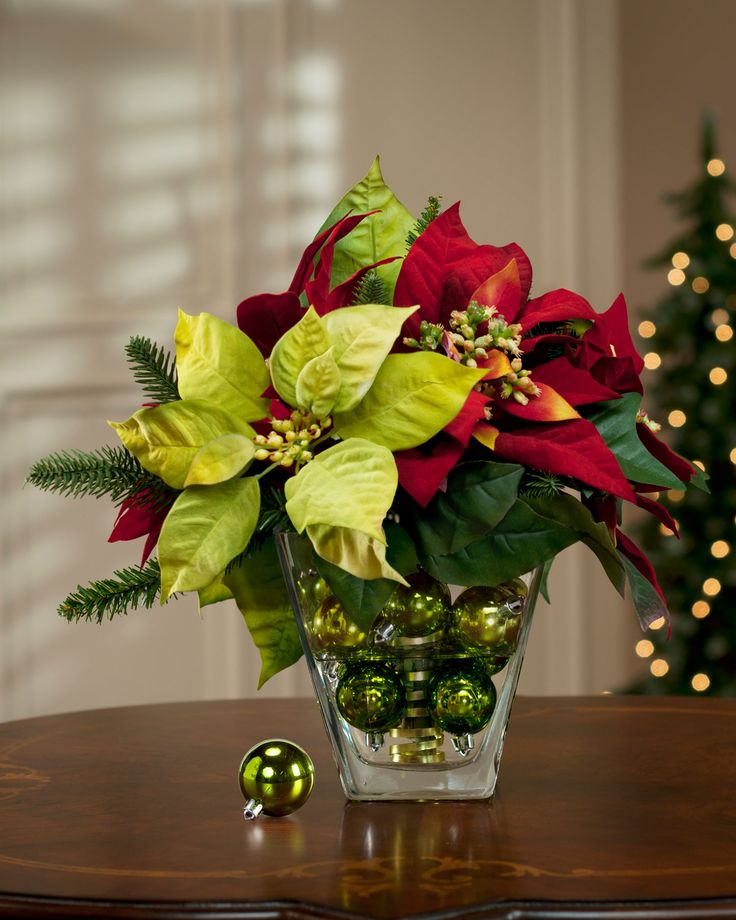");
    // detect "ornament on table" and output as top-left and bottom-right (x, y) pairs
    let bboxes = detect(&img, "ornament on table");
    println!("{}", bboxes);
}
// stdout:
(238, 739), (314, 820)
(451, 583), (527, 656)
(382, 571), (451, 642)
(428, 660), (497, 755)
(336, 662), (405, 750)
(297, 572), (331, 610)
(309, 595), (368, 655)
